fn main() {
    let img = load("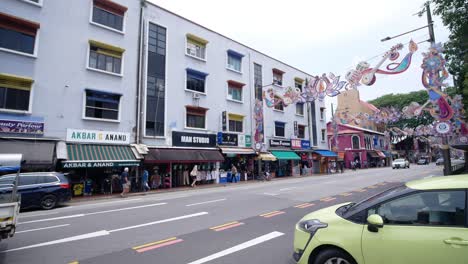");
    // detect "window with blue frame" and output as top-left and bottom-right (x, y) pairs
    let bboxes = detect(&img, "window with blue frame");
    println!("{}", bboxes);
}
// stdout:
(227, 50), (243, 72)
(85, 89), (121, 120)
(186, 68), (208, 93)
(275, 121), (285, 137)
